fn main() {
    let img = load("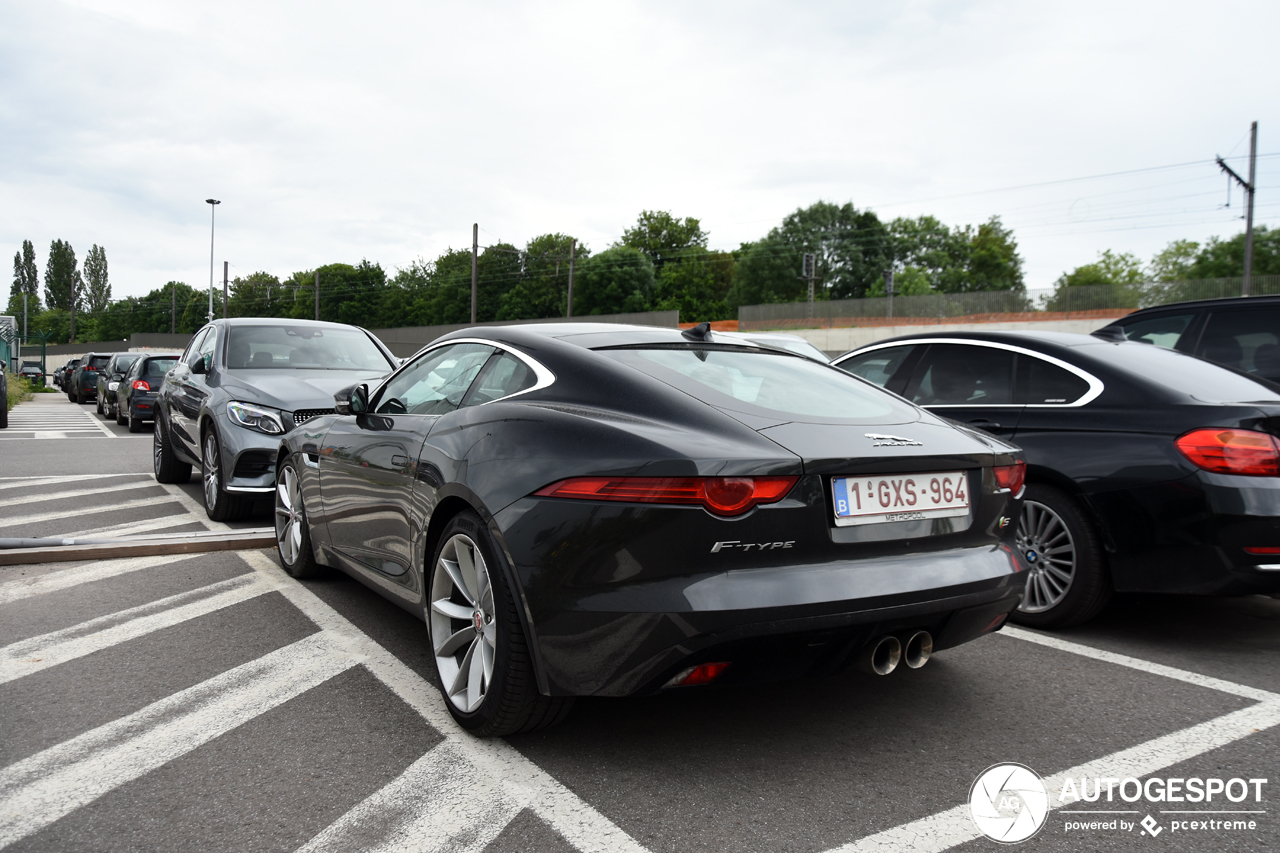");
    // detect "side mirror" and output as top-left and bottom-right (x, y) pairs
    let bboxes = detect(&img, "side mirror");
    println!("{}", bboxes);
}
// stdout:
(190, 355), (208, 375)
(335, 383), (369, 415)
